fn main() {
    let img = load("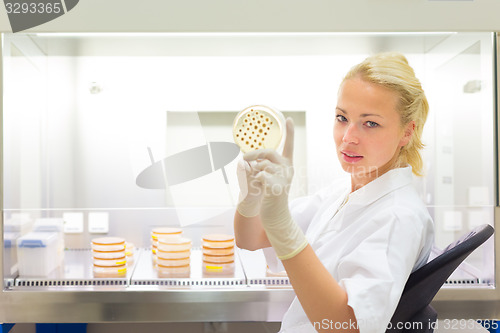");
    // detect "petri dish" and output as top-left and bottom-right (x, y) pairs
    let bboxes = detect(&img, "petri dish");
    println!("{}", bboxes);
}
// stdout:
(151, 227), (182, 256)
(202, 253), (234, 263)
(93, 264), (127, 278)
(201, 245), (234, 256)
(232, 105), (286, 153)
(202, 234), (235, 249)
(125, 242), (135, 256)
(202, 260), (235, 275)
(125, 242), (135, 266)
(93, 256), (127, 267)
(157, 264), (190, 278)
(91, 237), (126, 252)
(158, 237), (192, 252)
(157, 249), (191, 259)
(151, 227), (182, 240)
(93, 249), (126, 259)
(157, 257), (190, 267)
